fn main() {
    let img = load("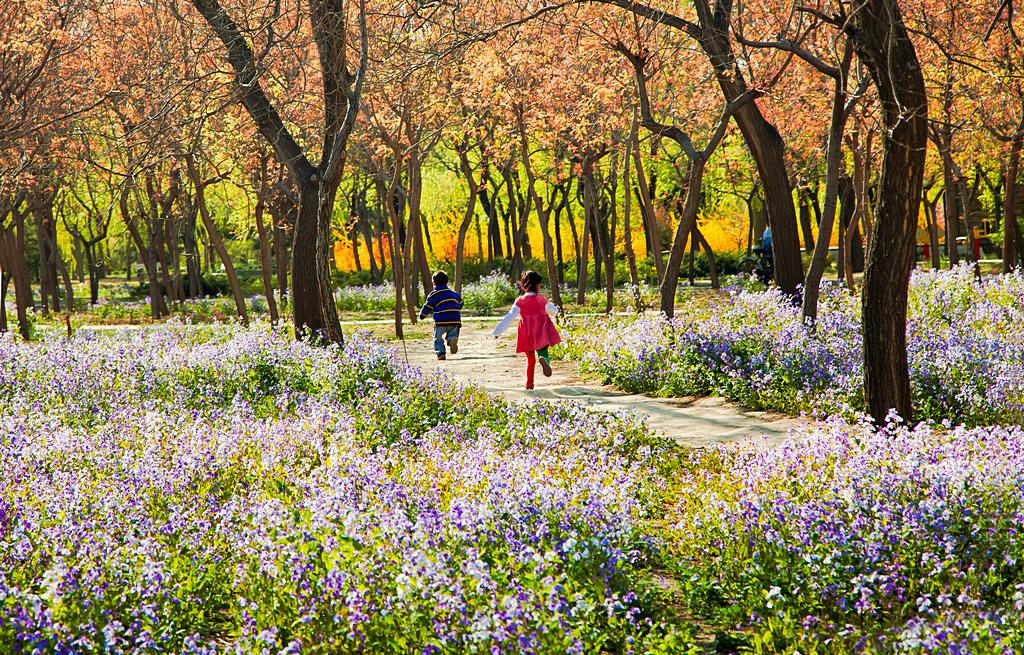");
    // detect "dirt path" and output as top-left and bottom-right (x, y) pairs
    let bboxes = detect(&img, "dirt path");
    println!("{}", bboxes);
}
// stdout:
(403, 321), (803, 449)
